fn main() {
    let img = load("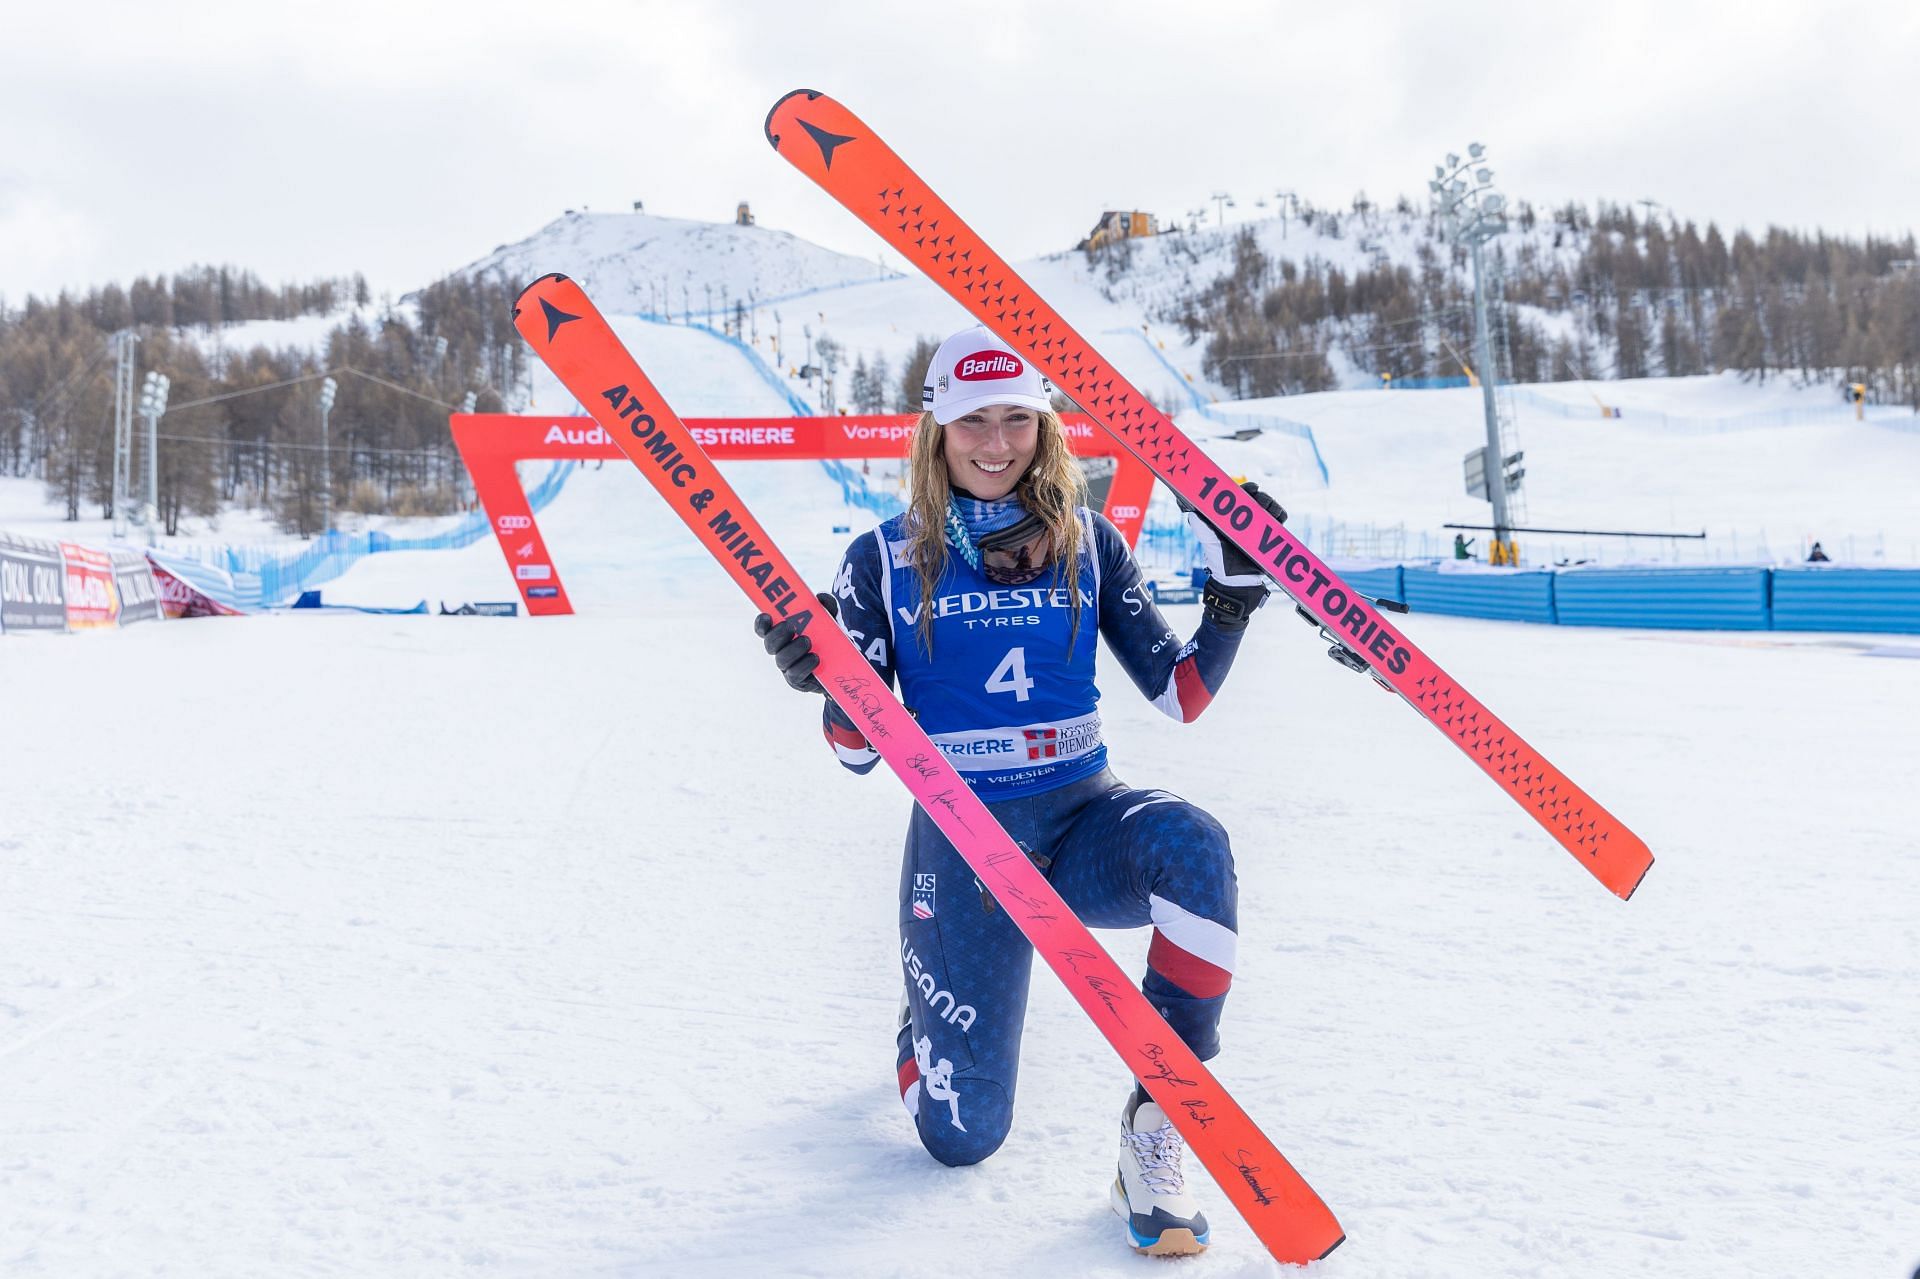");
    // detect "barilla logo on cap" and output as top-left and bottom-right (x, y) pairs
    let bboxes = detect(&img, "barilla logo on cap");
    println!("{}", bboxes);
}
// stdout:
(954, 352), (1023, 381)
